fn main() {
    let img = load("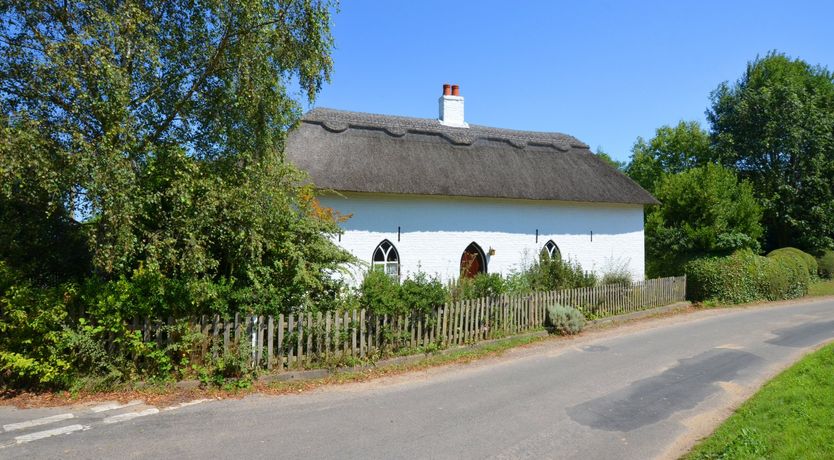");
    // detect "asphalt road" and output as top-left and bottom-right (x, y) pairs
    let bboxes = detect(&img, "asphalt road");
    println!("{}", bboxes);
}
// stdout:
(3, 298), (834, 459)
